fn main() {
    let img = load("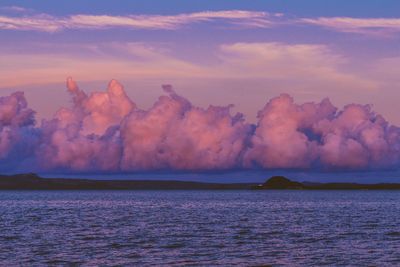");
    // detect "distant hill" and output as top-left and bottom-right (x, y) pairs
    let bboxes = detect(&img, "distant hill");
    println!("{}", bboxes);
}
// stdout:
(251, 176), (400, 190)
(251, 176), (304, 190)
(2, 173), (400, 190)
(0, 173), (256, 190)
